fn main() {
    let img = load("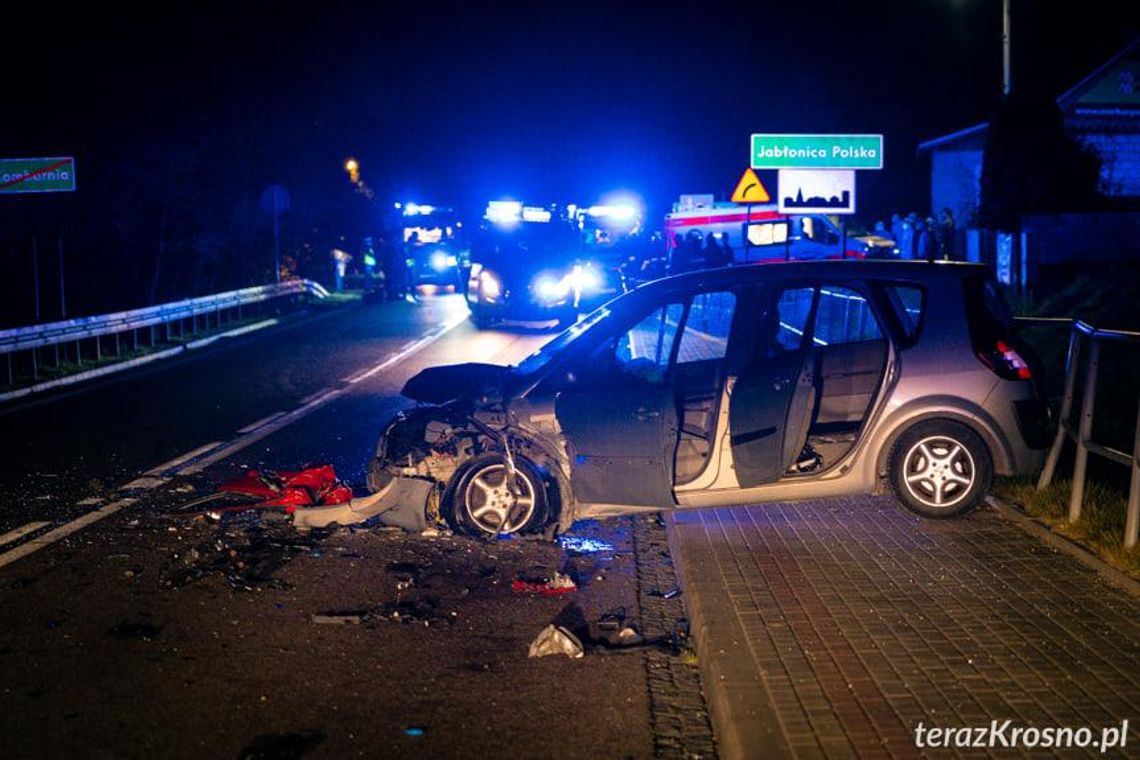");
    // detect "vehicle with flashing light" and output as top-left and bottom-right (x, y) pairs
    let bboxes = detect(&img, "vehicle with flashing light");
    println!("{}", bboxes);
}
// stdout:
(663, 194), (896, 270)
(398, 202), (470, 287)
(365, 260), (1049, 538)
(465, 201), (605, 329)
(572, 201), (647, 303)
